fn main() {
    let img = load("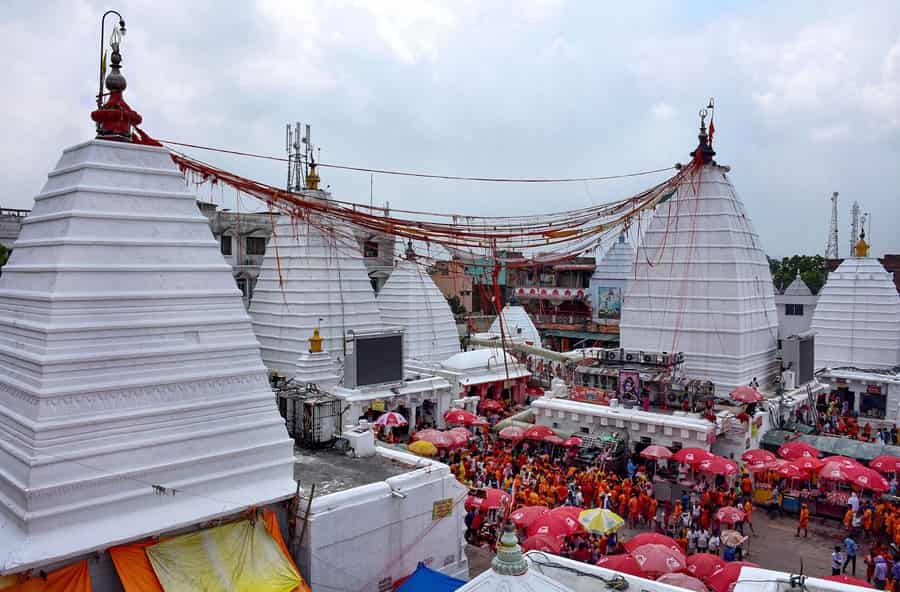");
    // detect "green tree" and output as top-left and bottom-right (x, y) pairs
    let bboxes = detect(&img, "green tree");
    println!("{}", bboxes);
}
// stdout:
(0, 245), (8, 271)
(768, 254), (828, 294)
(446, 295), (467, 316)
